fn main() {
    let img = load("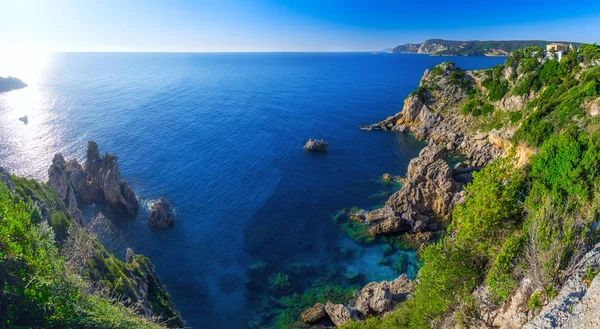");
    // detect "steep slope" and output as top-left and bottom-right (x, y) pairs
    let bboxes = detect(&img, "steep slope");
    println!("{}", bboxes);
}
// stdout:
(0, 158), (184, 327)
